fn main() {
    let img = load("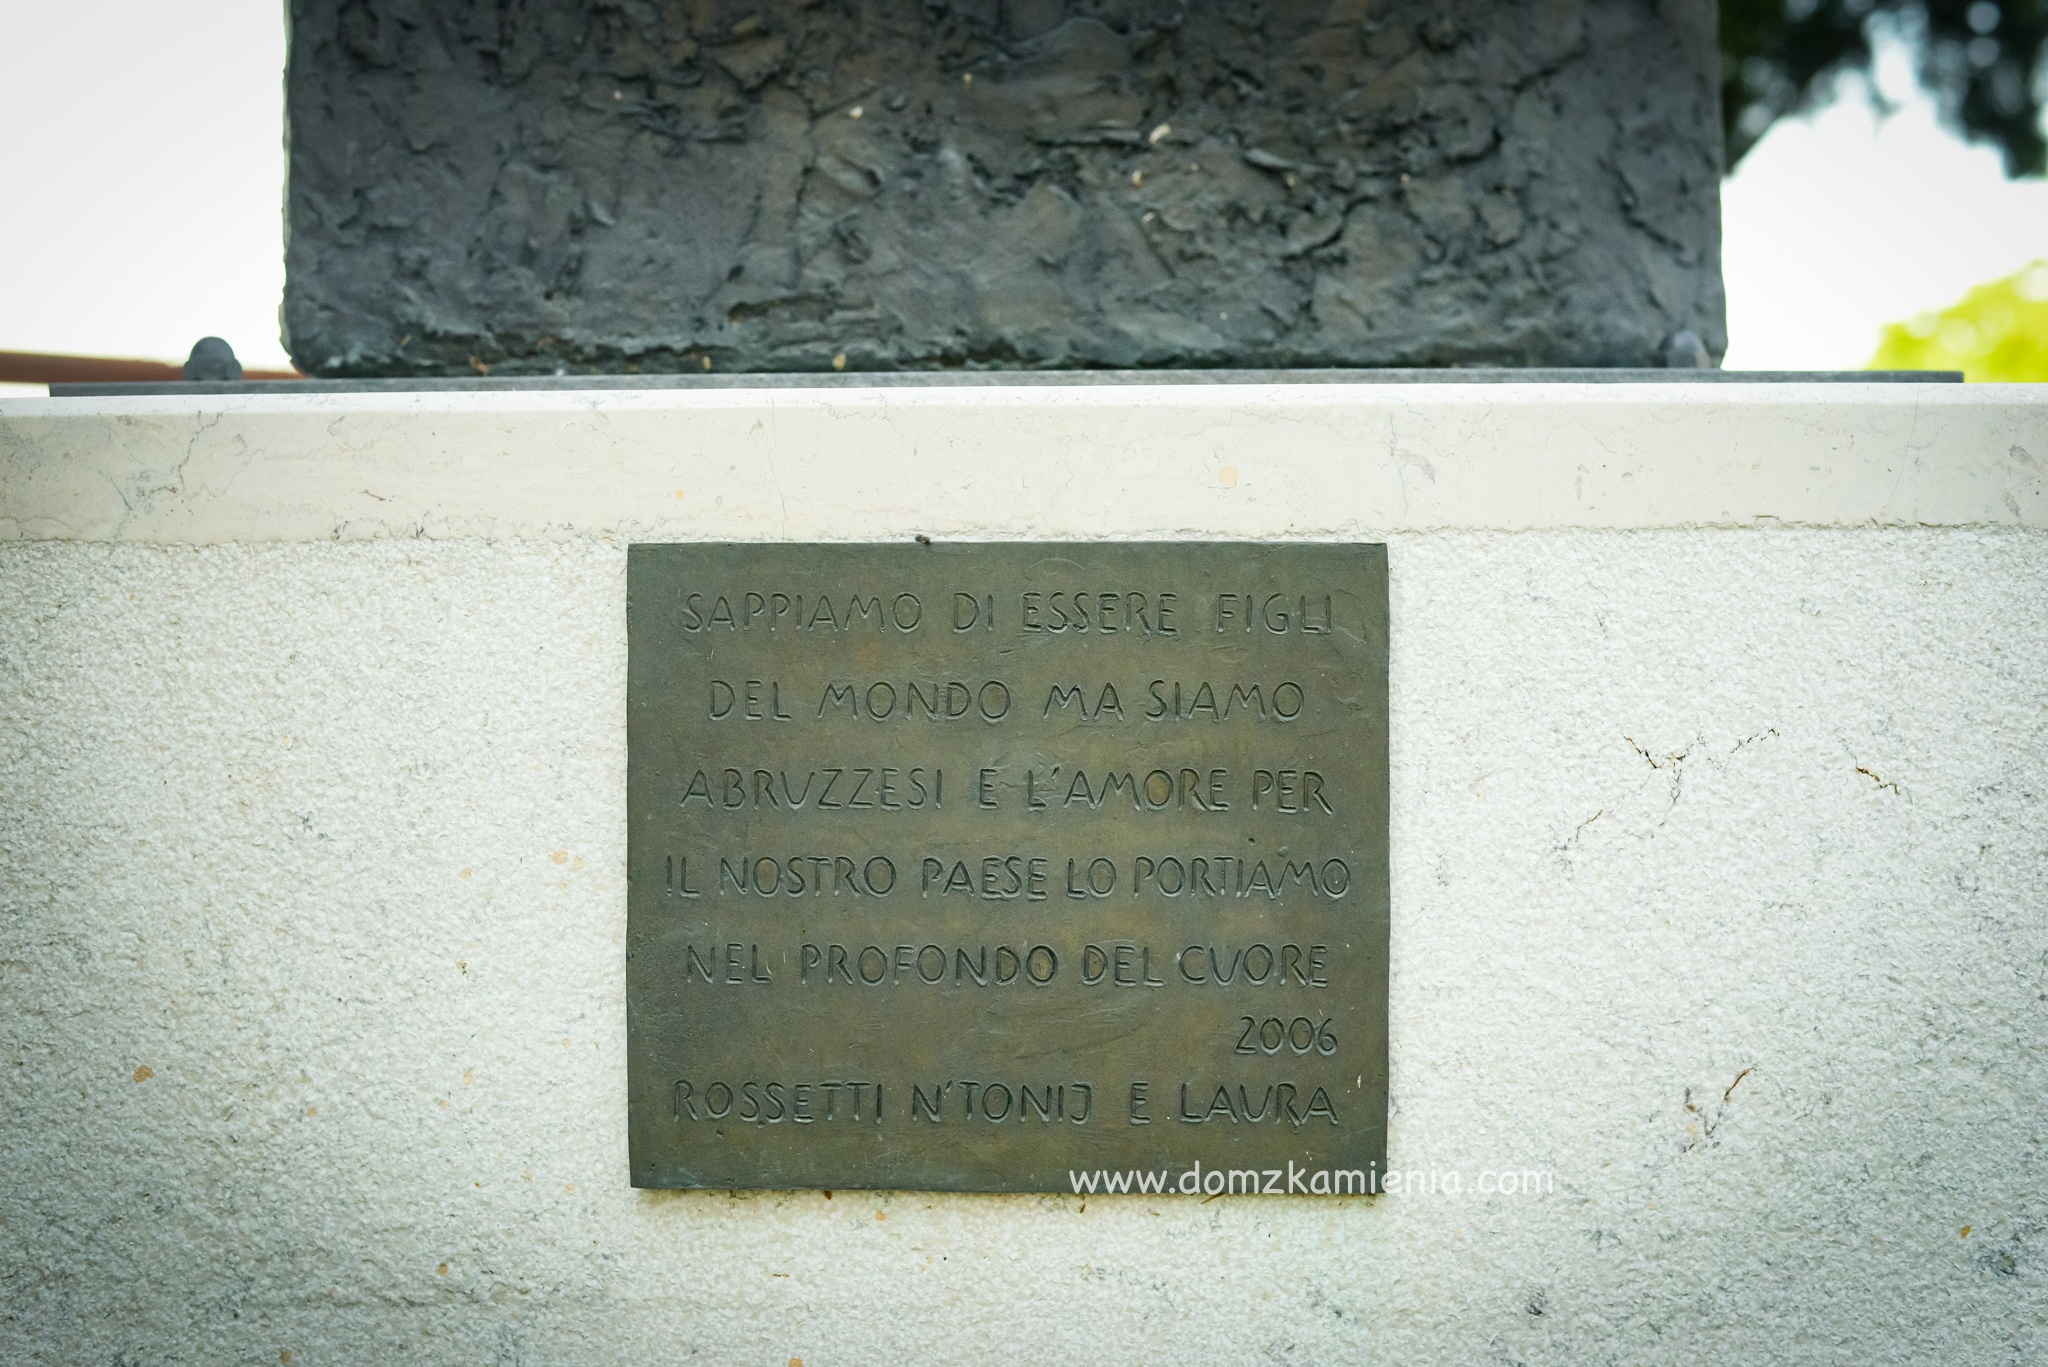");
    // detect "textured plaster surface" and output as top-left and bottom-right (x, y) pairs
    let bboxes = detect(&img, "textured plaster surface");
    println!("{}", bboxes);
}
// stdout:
(3, 530), (2045, 1363)
(3, 385), (2044, 543)
(283, 0), (1725, 375)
